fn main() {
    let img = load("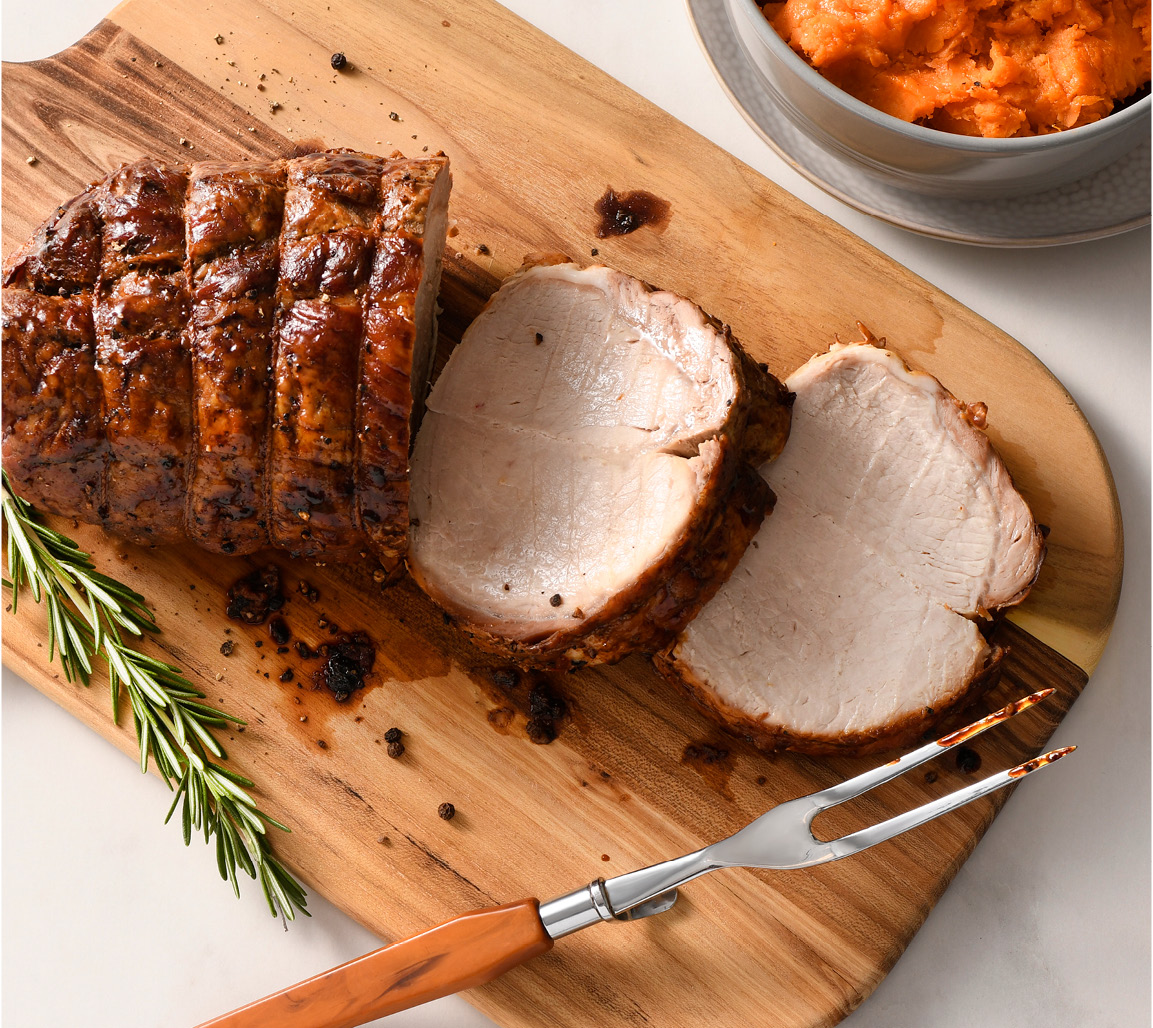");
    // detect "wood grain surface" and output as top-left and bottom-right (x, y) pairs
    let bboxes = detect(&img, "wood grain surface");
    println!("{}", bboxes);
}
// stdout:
(0, 2), (1122, 1027)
